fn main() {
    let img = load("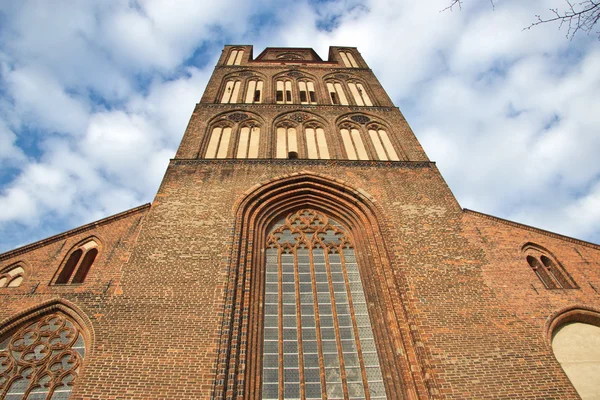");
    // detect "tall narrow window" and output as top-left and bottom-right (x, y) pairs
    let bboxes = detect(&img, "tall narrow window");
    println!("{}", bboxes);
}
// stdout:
(307, 82), (317, 104)
(298, 81), (317, 105)
(348, 82), (373, 106)
(262, 209), (385, 399)
(368, 128), (399, 161)
(236, 125), (260, 158)
(221, 80), (241, 104)
(275, 80), (293, 103)
(305, 126), (329, 159)
(0, 265), (25, 288)
(285, 81), (293, 103)
(525, 246), (577, 289)
(299, 81), (308, 104)
(339, 51), (359, 68)
(340, 127), (369, 160)
(0, 313), (86, 399)
(245, 80), (263, 104)
(276, 126), (298, 158)
(326, 82), (348, 106)
(205, 126), (233, 158)
(55, 240), (99, 285)
(227, 49), (244, 65)
(276, 81), (284, 103)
